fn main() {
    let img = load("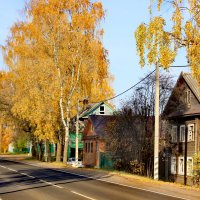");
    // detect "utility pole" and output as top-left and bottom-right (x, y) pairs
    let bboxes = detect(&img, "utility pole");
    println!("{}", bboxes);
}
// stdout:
(184, 127), (188, 185)
(75, 100), (79, 164)
(154, 64), (160, 180)
(0, 124), (2, 154)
